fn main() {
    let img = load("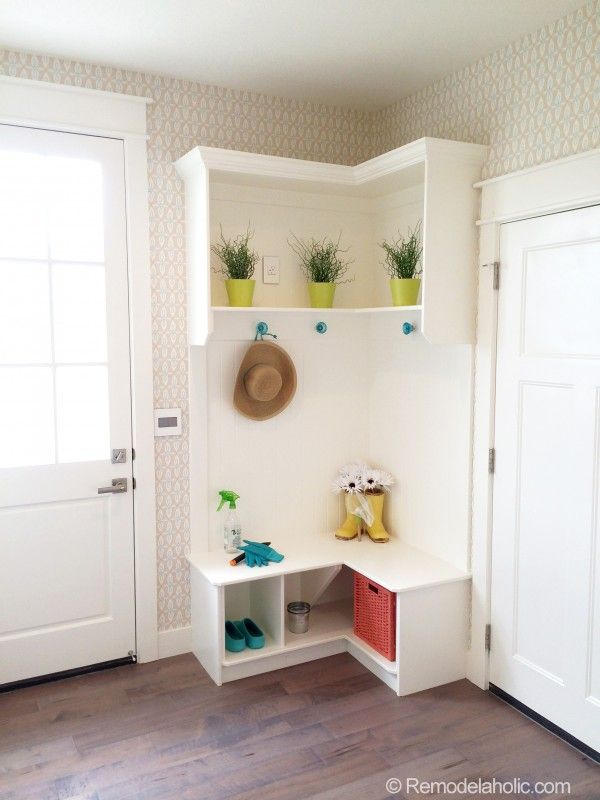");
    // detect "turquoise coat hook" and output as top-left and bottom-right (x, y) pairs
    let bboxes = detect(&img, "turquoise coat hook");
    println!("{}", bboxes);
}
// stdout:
(402, 322), (416, 335)
(315, 321), (328, 334)
(255, 321), (278, 341)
